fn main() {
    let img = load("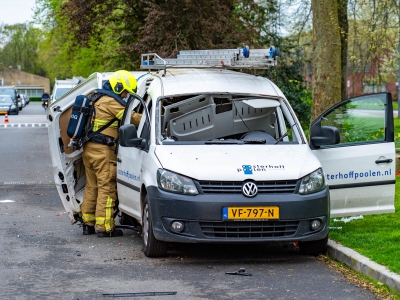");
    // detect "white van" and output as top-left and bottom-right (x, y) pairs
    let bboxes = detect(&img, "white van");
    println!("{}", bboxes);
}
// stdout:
(47, 47), (395, 257)
(51, 77), (85, 103)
